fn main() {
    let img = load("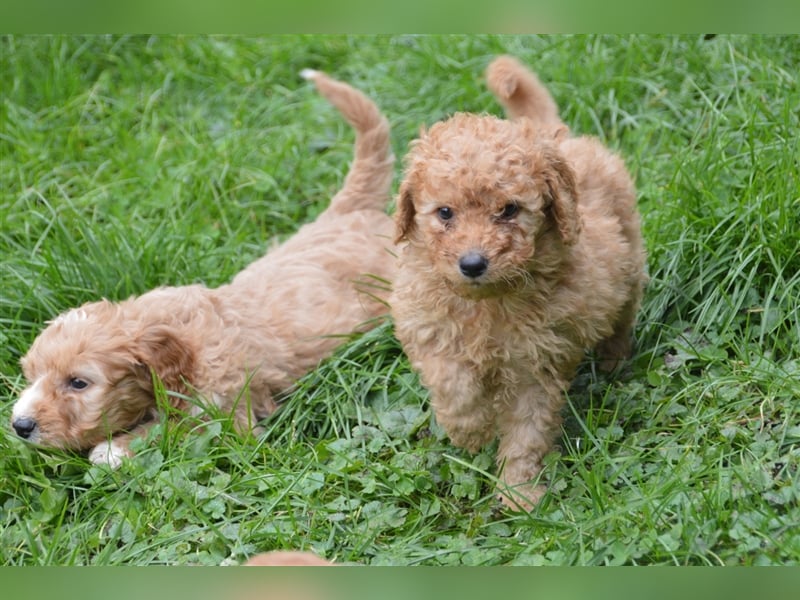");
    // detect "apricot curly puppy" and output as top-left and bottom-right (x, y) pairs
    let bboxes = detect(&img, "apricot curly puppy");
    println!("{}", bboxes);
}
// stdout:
(12, 70), (396, 467)
(391, 56), (647, 509)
